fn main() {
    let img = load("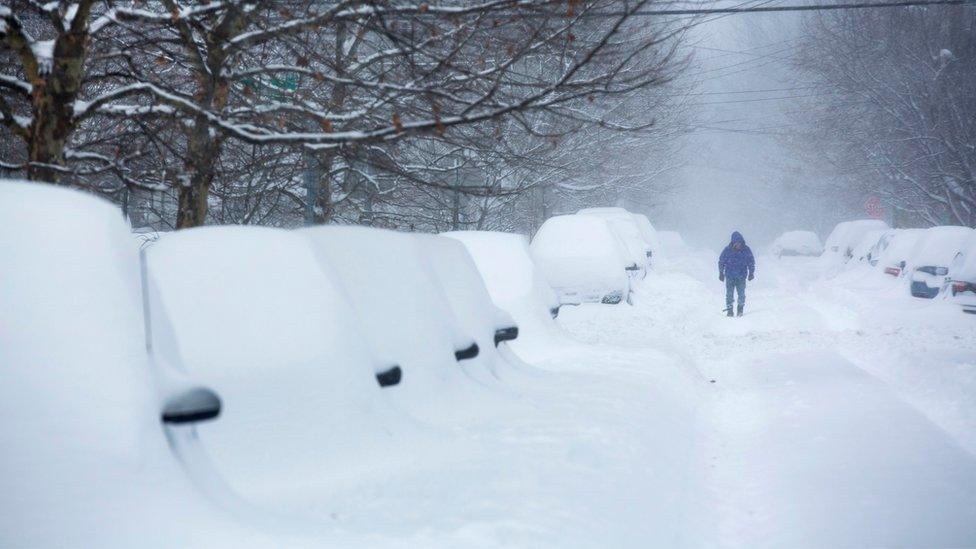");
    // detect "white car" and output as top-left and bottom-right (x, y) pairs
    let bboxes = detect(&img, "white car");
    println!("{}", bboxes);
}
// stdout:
(876, 229), (925, 277)
(907, 226), (976, 299)
(302, 225), (502, 424)
(944, 232), (976, 315)
(444, 230), (563, 353)
(769, 230), (823, 257)
(147, 226), (410, 502)
(577, 207), (653, 274)
(531, 214), (632, 305)
(0, 181), (265, 547)
(416, 233), (521, 381)
(631, 212), (662, 264)
(849, 228), (889, 264)
(823, 219), (890, 262)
